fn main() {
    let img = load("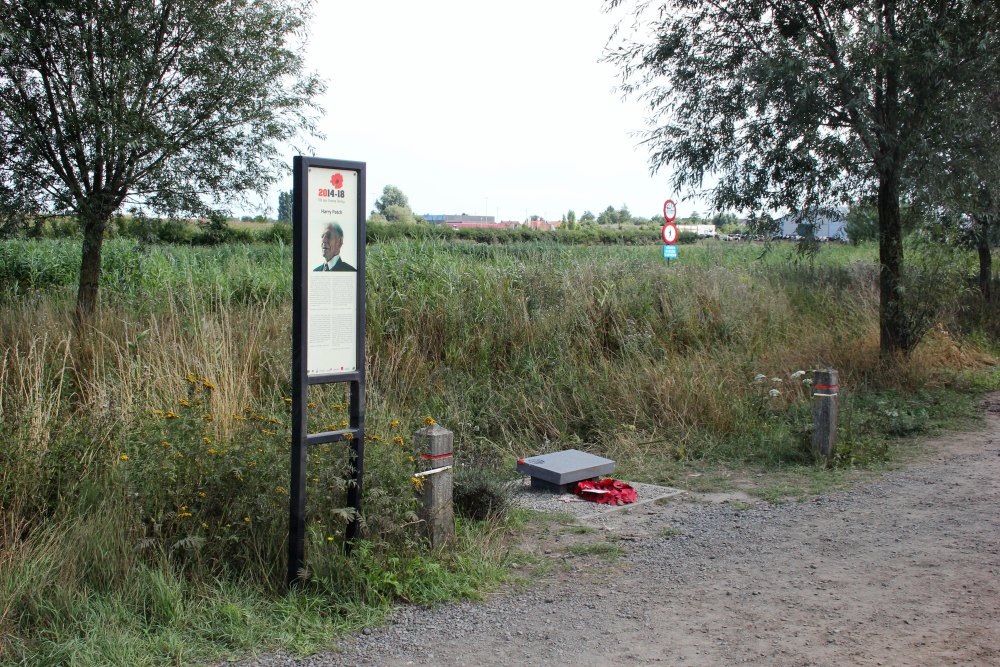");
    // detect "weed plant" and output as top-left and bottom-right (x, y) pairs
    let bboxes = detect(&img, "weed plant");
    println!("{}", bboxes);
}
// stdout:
(0, 236), (997, 664)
